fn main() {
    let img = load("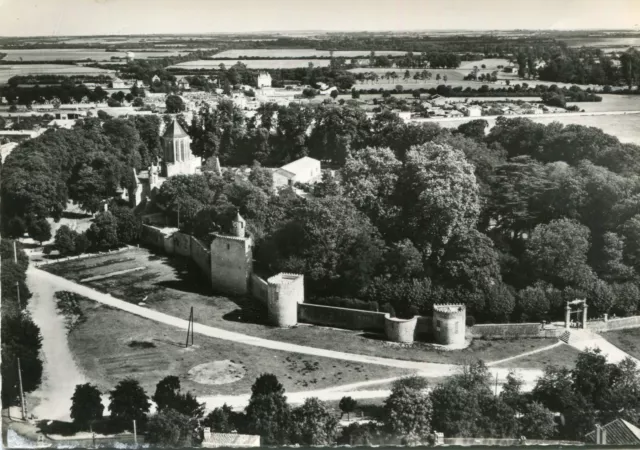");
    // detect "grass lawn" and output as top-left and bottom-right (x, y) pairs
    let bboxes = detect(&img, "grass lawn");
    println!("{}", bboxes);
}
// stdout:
(49, 248), (563, 369)
(601, 328), (640, 360)
(492, 343), (582, 370)
(67, 298), (413, 399)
